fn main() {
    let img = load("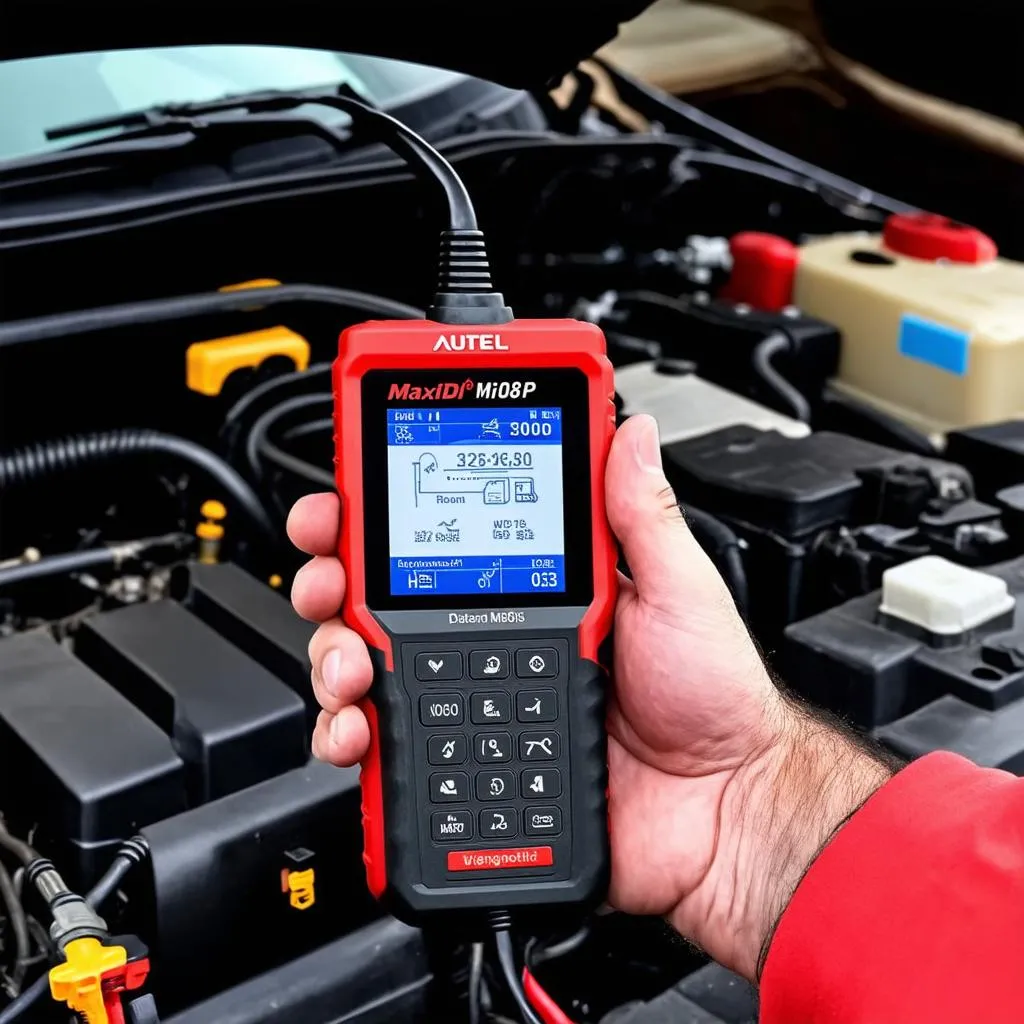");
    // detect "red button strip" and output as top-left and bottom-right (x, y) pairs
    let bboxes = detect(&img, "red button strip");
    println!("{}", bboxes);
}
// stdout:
(447, 846), (554, 872)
